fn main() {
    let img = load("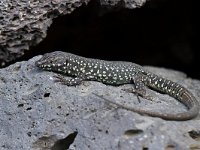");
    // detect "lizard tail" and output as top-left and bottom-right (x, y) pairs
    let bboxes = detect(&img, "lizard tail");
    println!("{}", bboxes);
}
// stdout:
(94, 92), (199, 121)
(93, 75), (199, 120)
(144, 73), (199, 120)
